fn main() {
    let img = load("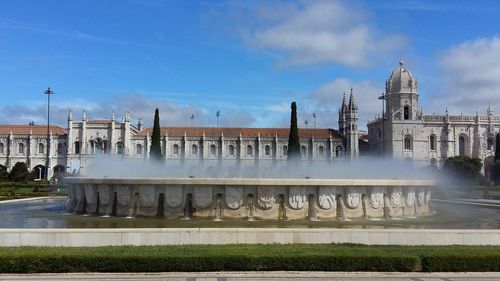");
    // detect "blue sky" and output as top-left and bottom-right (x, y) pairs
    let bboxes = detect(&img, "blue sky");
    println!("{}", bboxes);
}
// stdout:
(1, 0), (500, 129)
